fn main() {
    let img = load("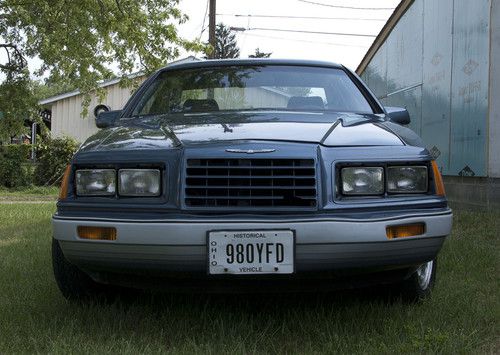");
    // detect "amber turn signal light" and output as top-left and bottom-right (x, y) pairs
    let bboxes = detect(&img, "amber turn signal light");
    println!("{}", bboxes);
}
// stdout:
(431, 160), (446, 196)
(77, 226), (117, 241)
(59, 165), (72, 200)
(386, 223), (425, 239)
